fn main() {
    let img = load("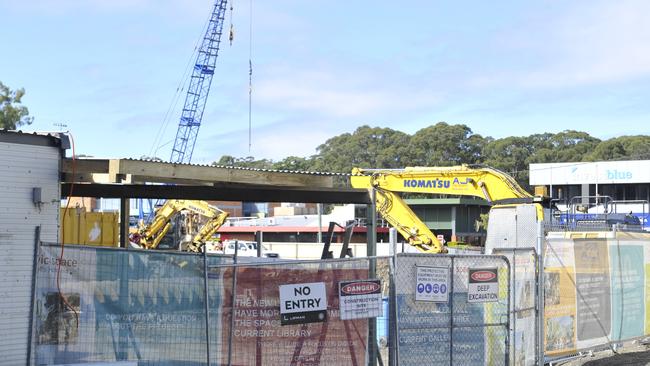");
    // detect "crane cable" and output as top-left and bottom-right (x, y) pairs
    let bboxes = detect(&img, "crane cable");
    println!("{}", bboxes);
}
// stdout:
(57, 132), (79, 330)
(248, 0), (253, 153)
(229, 0), (235, 46)
(148, 11), (213, 159)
